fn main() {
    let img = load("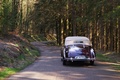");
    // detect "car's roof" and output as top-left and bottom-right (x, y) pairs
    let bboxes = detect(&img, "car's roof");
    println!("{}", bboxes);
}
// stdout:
(65, 36), (90, 41)
(64, 36), (92, 46)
